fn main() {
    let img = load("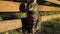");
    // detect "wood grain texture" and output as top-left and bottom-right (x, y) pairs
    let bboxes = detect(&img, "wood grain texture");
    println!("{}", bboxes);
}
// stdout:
(0, 1), (60, 12)
(0, 19), (22, 32)
(37, 5), (60, 11)
(41, 14), (60, 21)
(0, 1), (20, 12)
